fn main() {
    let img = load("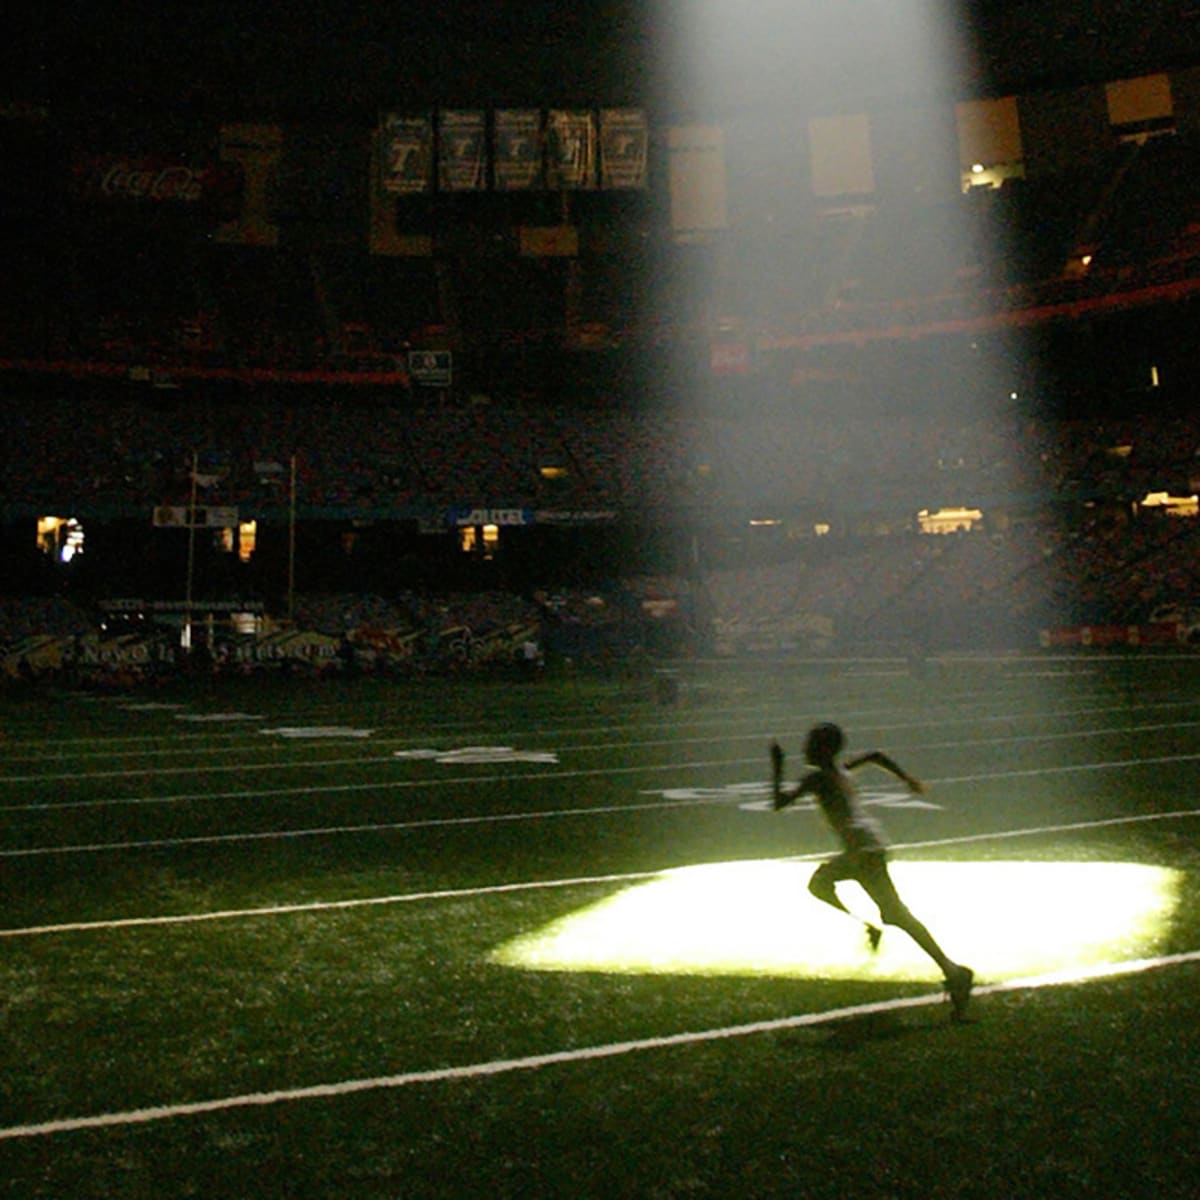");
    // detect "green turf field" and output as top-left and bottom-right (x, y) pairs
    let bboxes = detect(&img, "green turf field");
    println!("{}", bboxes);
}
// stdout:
(2, 655), (1199, 1197)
